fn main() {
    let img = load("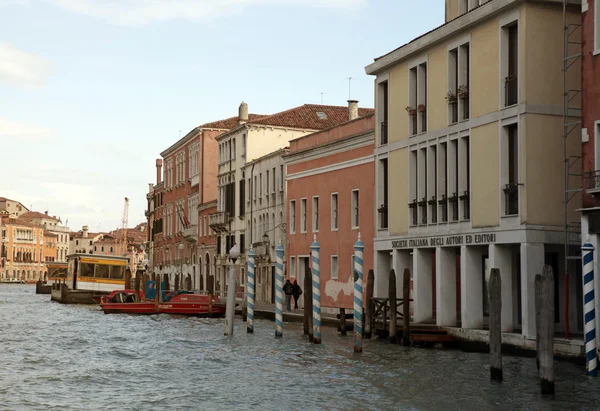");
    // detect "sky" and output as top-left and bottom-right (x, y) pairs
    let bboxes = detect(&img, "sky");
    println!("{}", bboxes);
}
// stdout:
(0, 0), (444, 233)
